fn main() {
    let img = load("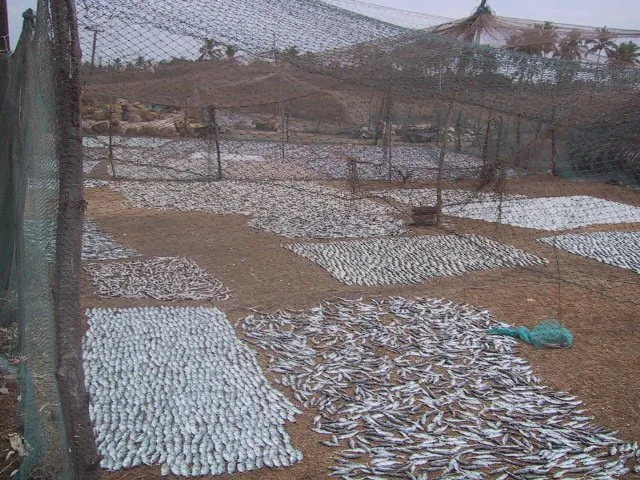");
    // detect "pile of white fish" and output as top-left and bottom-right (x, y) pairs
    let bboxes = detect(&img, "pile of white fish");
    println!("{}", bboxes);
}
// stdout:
(84, 257), (231, 301)
(372, 188), (525, 210)
(447, 196), (640, 231)
(84, 179), (111, 188)
(539, 231), (640, 274)
(83, 220), (139, 260)
(239, 297), (640, 479)
(285, 235), (547, 286)
(23, 219), (138, 262)
(84, 307), (303, 476)
(113, 180), (406, 238)
(91, 137), (488, 181)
